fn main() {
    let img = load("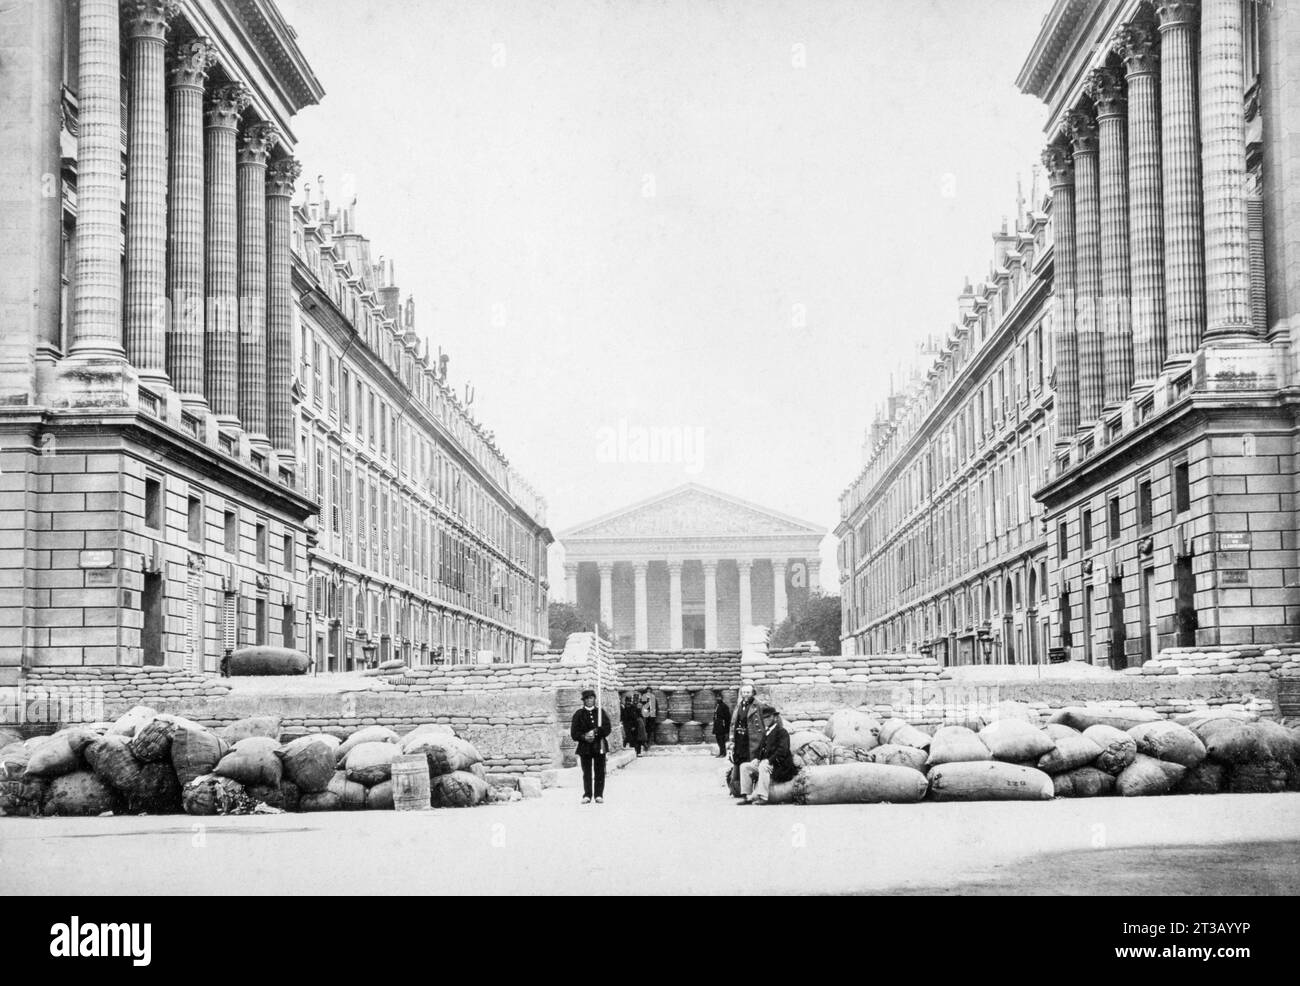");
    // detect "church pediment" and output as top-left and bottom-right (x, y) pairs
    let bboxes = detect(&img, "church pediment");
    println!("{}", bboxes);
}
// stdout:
(560, 484), (825, 541)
